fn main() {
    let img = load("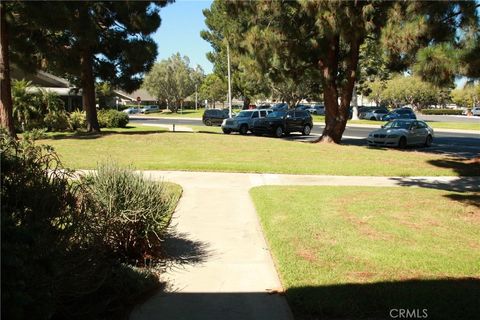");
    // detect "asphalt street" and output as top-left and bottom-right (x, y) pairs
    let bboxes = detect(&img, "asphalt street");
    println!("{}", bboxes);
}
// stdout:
(130, 117), (480, 158)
